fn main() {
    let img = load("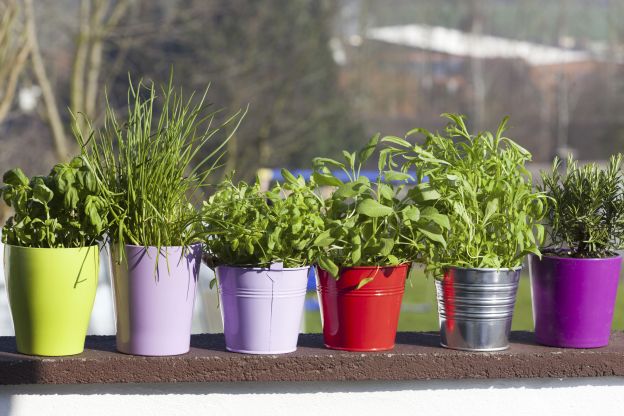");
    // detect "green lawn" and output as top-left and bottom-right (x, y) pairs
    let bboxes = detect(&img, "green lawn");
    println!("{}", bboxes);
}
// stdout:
(304, 271), (624, 332)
